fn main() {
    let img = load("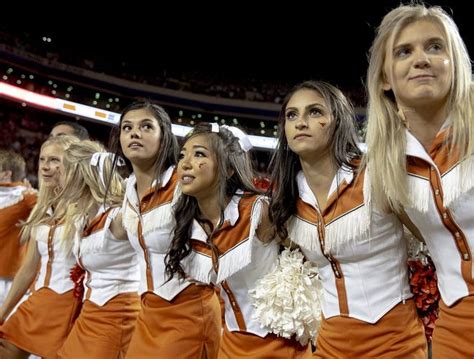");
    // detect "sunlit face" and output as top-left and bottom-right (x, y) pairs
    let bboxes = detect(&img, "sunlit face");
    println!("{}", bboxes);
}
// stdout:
(383, 19), (452, 110)
(284, 89), (333, 159)
(120, 108), (162, 168)
(50, 124), (75, 137)
(38, 144), (65, 188)
(178, 134), (219, 200)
